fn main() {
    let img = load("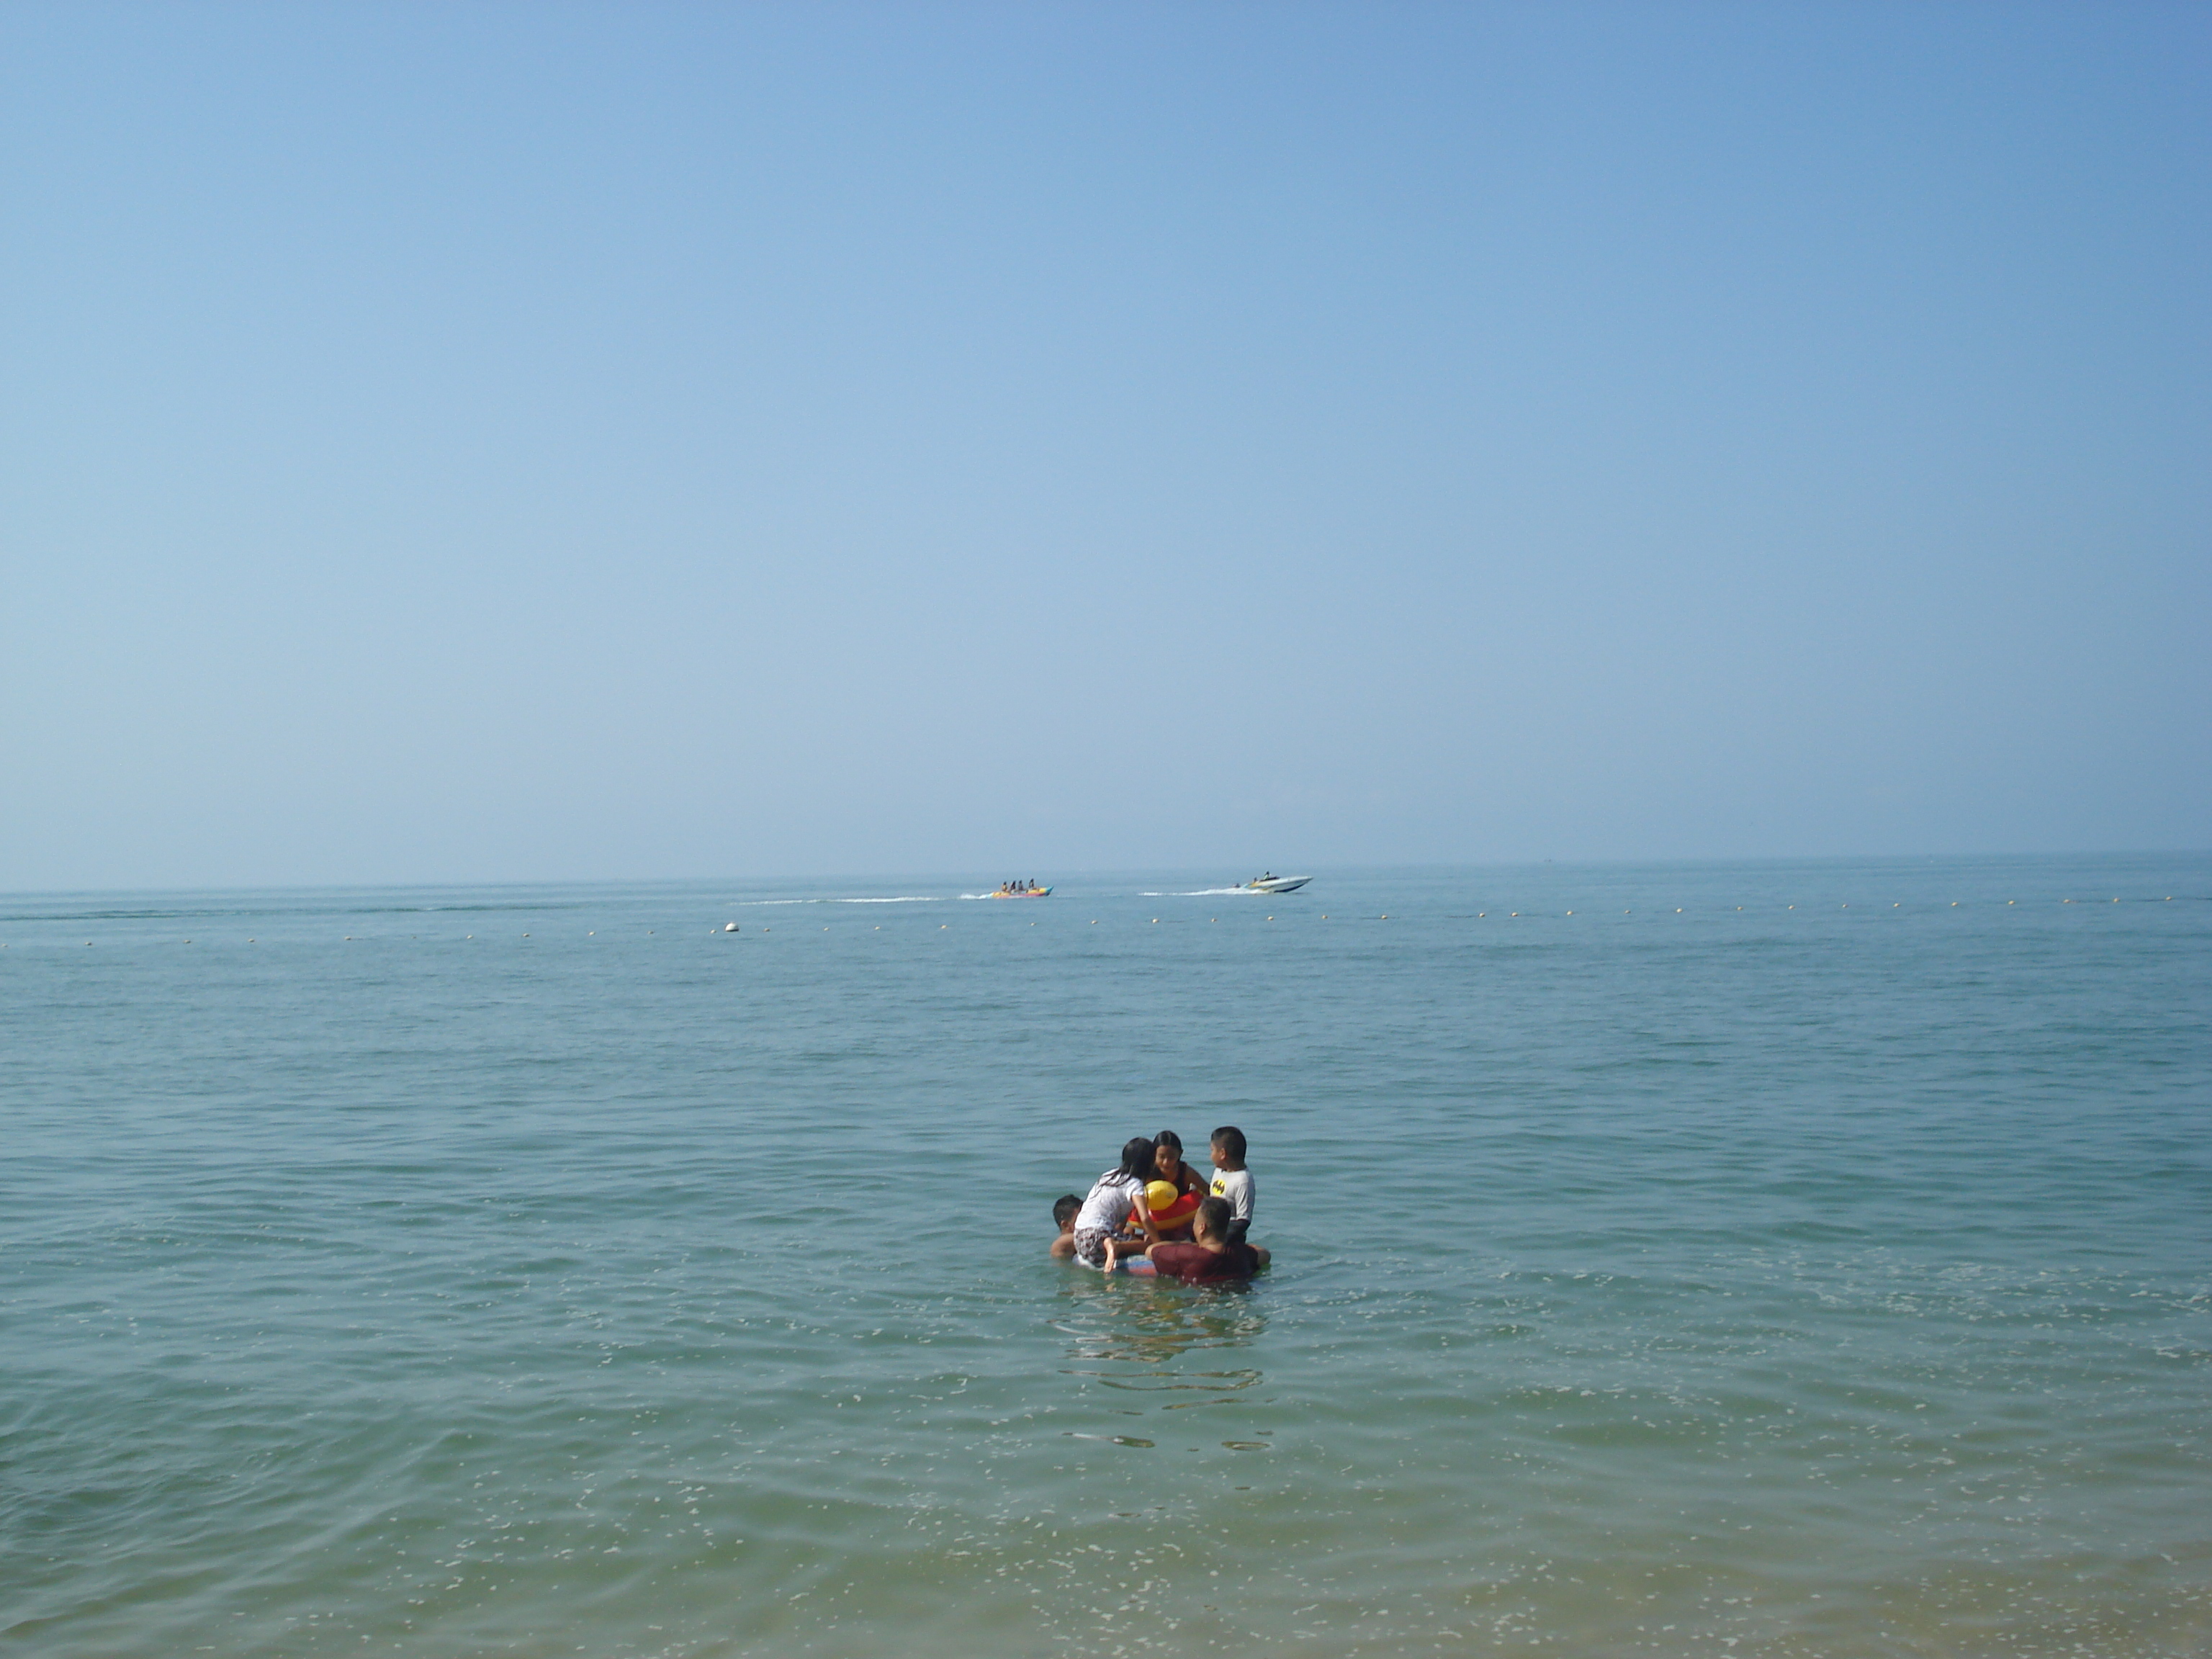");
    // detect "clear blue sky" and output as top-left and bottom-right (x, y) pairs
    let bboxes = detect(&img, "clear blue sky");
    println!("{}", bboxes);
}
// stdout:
(4, 2), (2205, 889)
